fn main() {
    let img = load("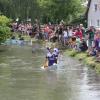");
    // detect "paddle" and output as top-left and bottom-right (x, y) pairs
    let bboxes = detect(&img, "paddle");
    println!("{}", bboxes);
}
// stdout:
(43, 59), (48, 68)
